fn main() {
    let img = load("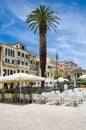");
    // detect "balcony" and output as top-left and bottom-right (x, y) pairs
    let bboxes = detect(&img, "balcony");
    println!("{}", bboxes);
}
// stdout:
(29, 56), (36, 61)
(17, 64), (30, 69)
(2, 61), (30, 70)
(29, 69), (37, 73)
(46, 65), (53, 70)
(2, 61), (17, 67)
